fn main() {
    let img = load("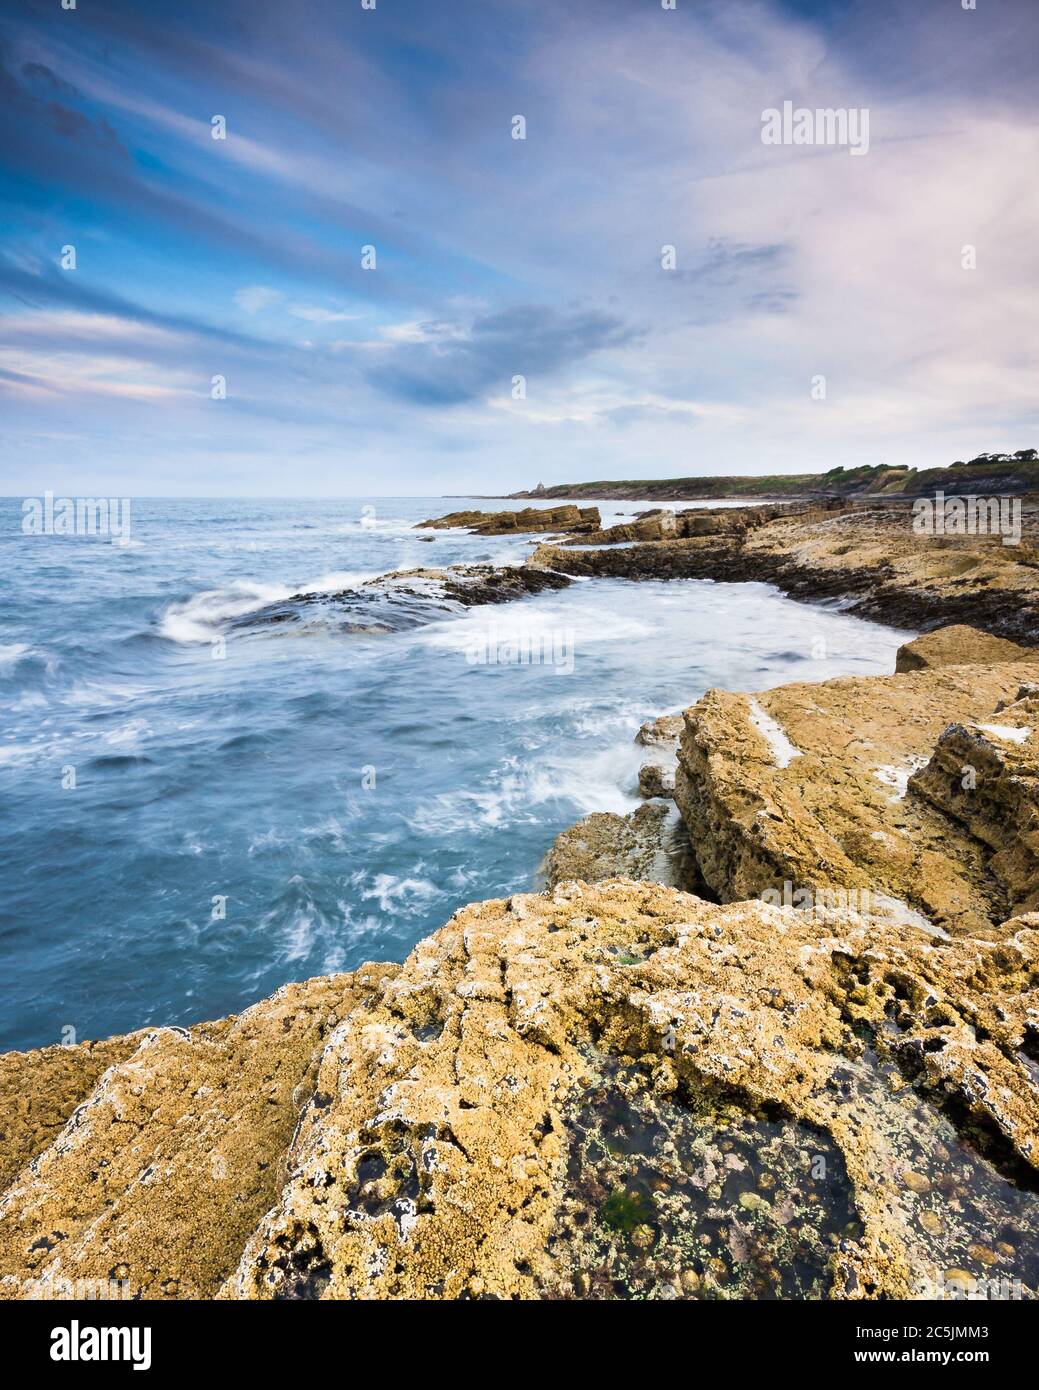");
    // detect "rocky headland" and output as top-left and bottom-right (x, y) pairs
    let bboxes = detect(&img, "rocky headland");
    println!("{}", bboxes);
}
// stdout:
(4, 499), (1039, 1301)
